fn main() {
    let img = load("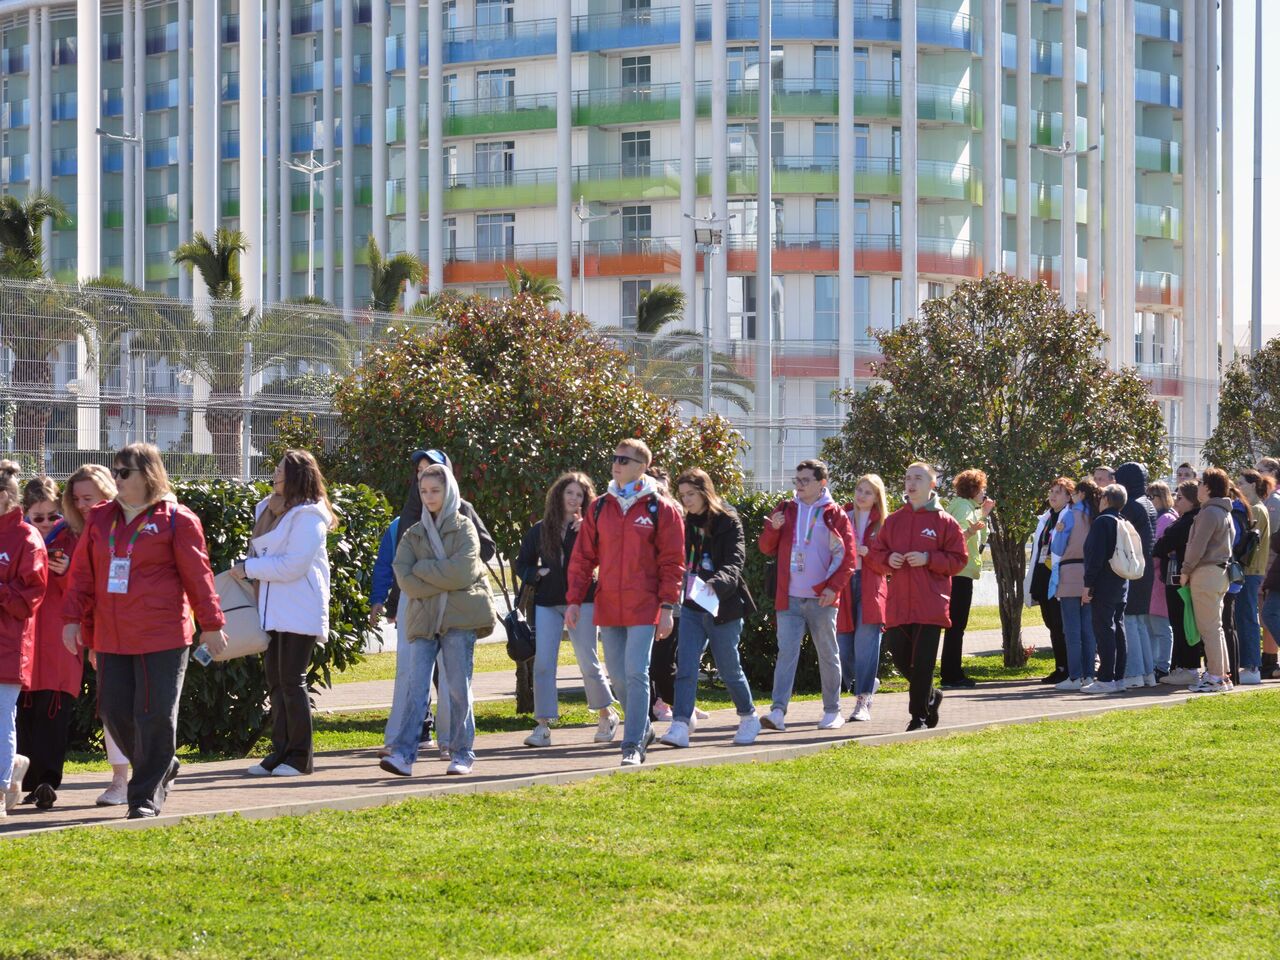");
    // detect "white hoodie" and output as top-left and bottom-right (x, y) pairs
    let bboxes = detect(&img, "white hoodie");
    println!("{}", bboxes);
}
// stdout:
(244, 498), (333, 637)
